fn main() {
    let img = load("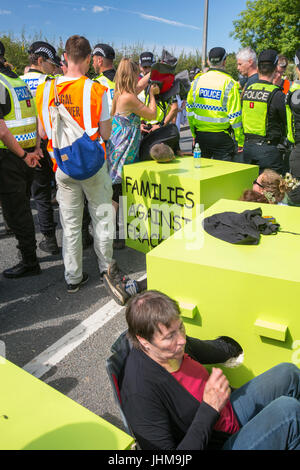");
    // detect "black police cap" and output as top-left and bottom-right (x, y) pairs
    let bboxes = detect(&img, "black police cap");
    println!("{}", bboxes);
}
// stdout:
(139, 52), (155, 67)
(208, 47), (227, 63)
(92, 43), (115, 60)
(28, 41), (57, 63)
(0, 41), (6, 60)
(258, 49), (278, 65)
